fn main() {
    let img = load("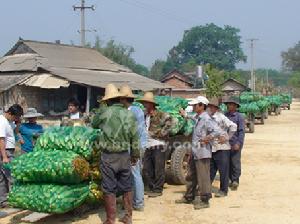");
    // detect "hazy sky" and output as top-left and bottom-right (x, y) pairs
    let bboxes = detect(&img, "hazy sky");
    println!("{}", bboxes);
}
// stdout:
(1, 0), (299, 70)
